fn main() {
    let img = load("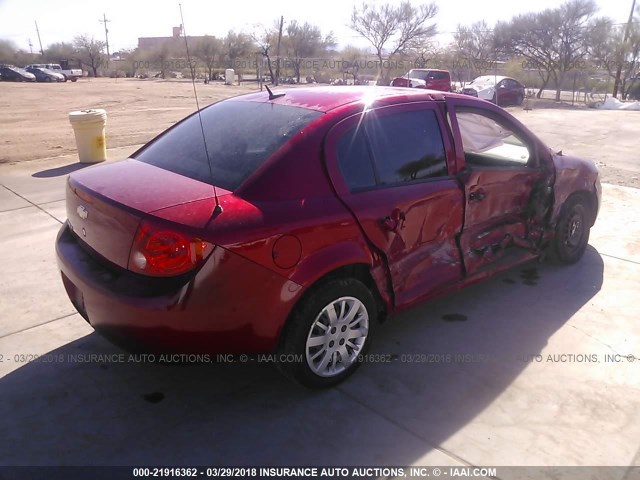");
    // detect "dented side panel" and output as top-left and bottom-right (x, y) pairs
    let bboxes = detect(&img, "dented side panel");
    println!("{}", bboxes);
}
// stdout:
(324, 102), (465, 310)
(338, 181), (465, 307)
(550, 153), (601, 226)
(457, 168), (547, 273)
(444, 97), (556, 274)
